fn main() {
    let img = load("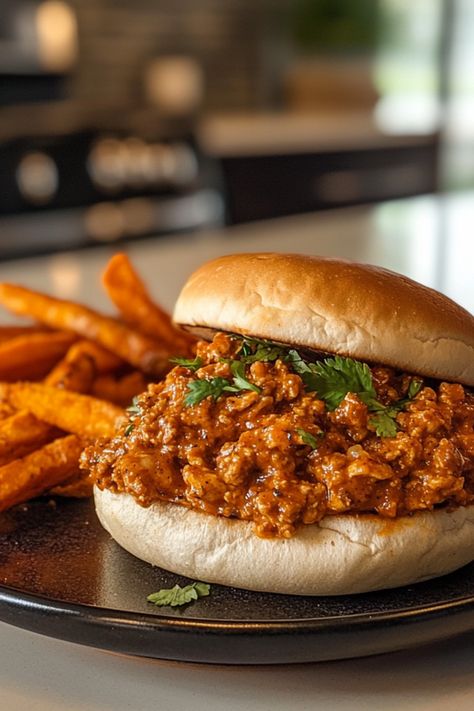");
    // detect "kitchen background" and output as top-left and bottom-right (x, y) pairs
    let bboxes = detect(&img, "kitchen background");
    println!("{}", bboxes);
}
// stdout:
(0, 0), (473, 258)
